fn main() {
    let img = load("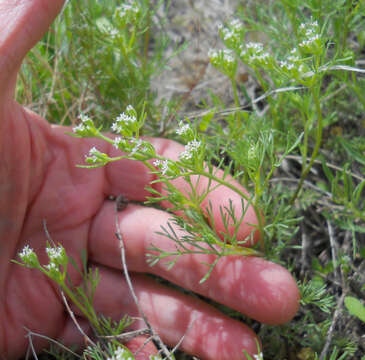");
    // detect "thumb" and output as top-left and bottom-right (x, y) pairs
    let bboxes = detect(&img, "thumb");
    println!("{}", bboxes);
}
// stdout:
(0, 0), (65, 98)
